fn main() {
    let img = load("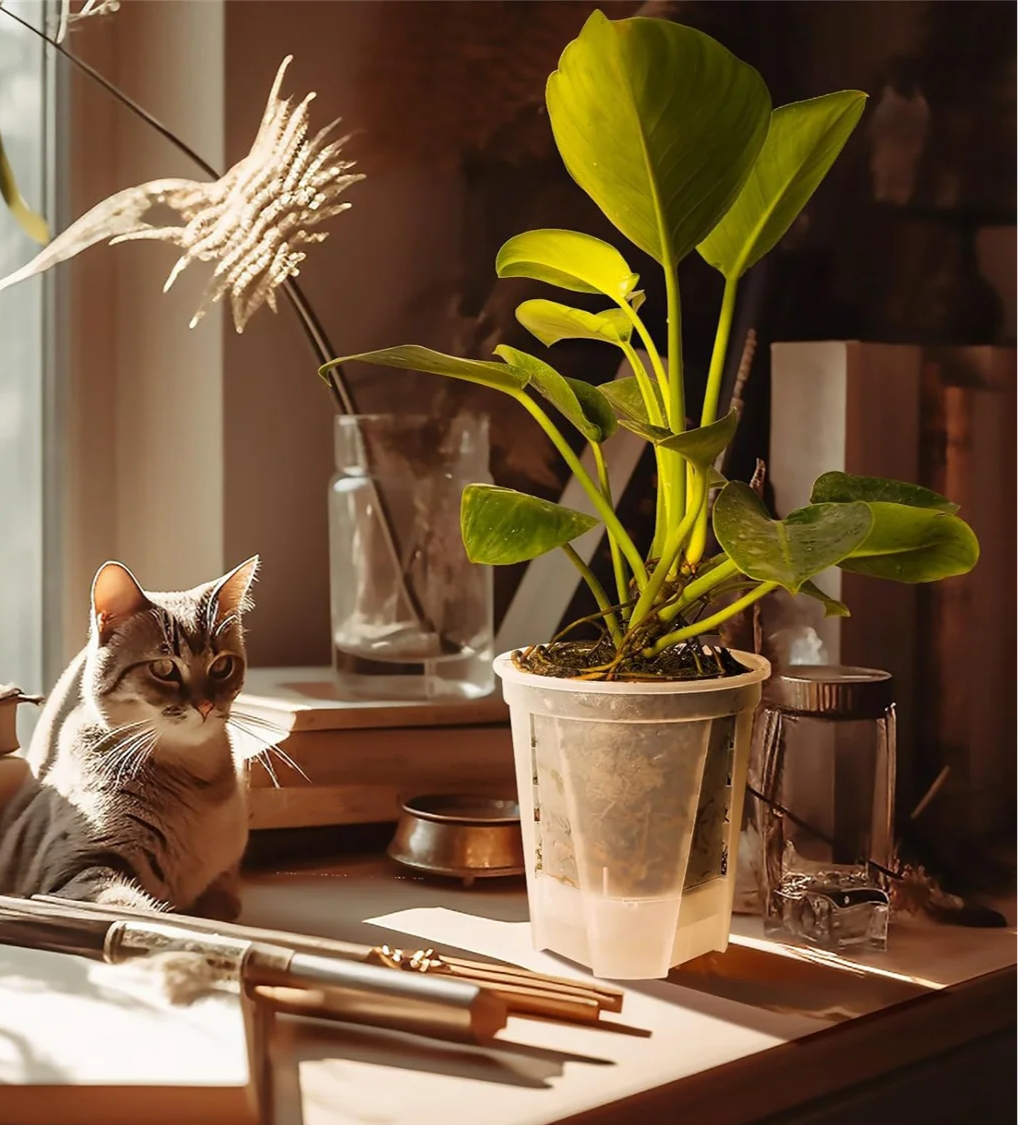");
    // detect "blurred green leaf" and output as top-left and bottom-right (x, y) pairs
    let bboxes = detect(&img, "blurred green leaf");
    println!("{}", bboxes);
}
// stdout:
(840, 502), (980, 583)
(0, 127), (50, 245)
(495, 345), (616, 441)
(810, 471), (959, 514)
(460, 484), (599, 565)
(320, 346), (529, 393)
